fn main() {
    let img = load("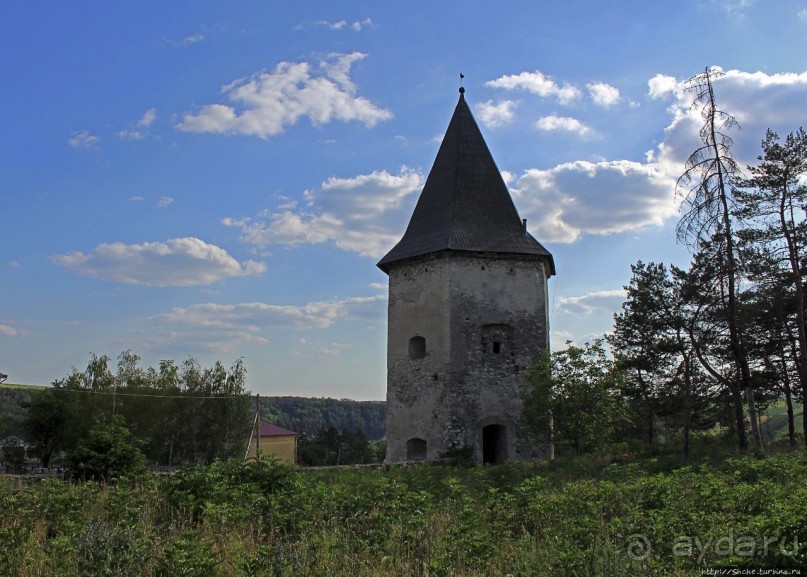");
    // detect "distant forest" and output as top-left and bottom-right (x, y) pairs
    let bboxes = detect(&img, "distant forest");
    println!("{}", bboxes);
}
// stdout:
(259, 396), (386, 440)
(1, 385), (386, 443)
